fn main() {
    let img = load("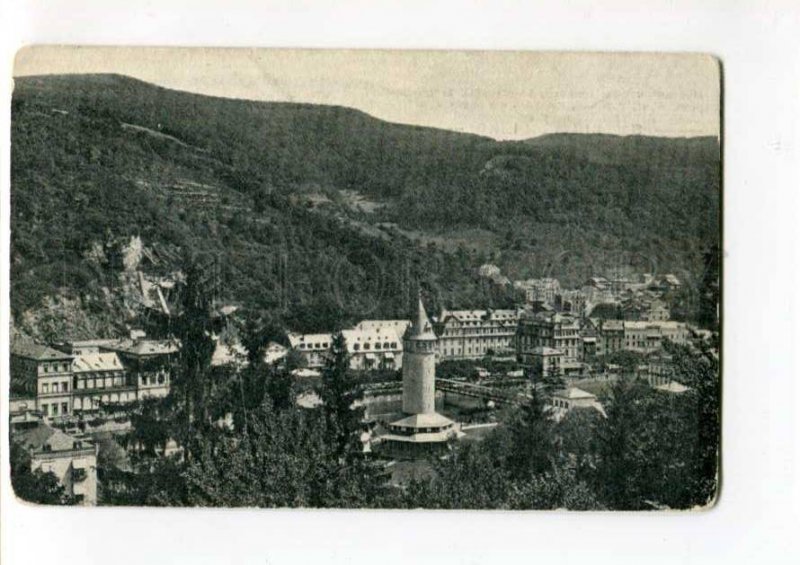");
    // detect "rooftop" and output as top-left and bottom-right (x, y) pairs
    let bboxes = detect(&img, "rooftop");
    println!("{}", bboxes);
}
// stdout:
(442, 309), (518, 322)
(211, 340), (248, 367)
(391, 413), (456, 429)
(13, 423), (93, 454)
(655, 381), (690, 394)
(104, 339), (180, 356)
(354, 319), (411, 335)
(553, 387), (597, 400)
(10, 342), (73, 361)
(72, 352), (124, 373)
(287, 332), (333, 347)
(342, 327), (403, 347)
(61, 338), (122, 348)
